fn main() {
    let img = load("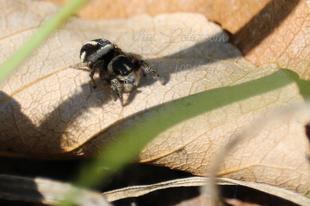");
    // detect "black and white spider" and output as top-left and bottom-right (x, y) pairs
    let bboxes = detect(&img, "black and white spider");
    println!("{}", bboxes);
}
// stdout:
(71, 39), (164, 105)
